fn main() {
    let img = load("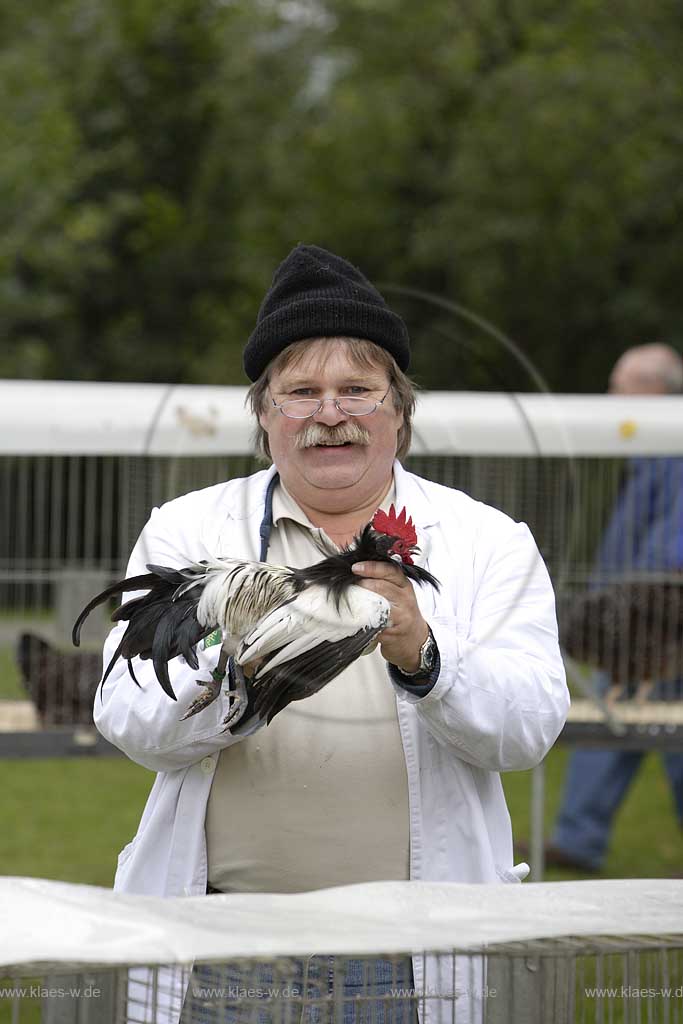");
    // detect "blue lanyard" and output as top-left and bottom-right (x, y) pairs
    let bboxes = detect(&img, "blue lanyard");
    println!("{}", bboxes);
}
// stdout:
(258, 472), (280, 561)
